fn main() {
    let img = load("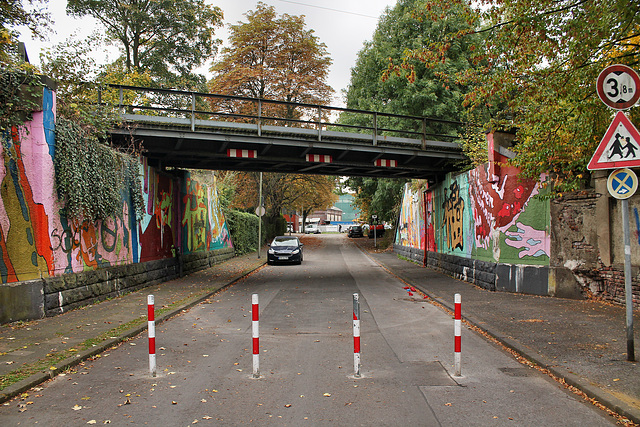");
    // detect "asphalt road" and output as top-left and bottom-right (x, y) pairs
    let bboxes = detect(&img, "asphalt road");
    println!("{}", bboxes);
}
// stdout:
(0, 235), (618, 425)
